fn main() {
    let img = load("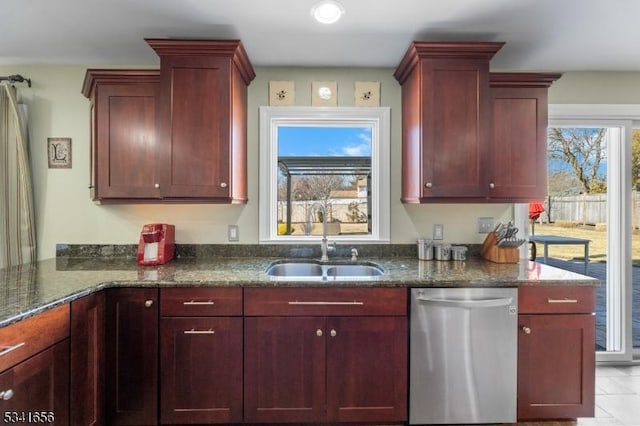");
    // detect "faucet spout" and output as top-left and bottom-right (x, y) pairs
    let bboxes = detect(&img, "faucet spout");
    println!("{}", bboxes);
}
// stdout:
(306, 202), (335, 261)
